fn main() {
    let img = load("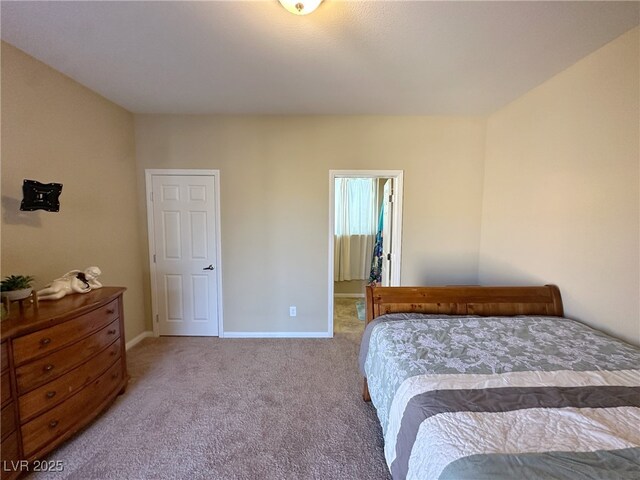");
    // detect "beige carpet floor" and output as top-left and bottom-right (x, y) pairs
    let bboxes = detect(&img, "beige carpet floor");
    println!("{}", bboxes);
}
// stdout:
(27, 332), (390, 480)
(333, 297), (366, 335)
